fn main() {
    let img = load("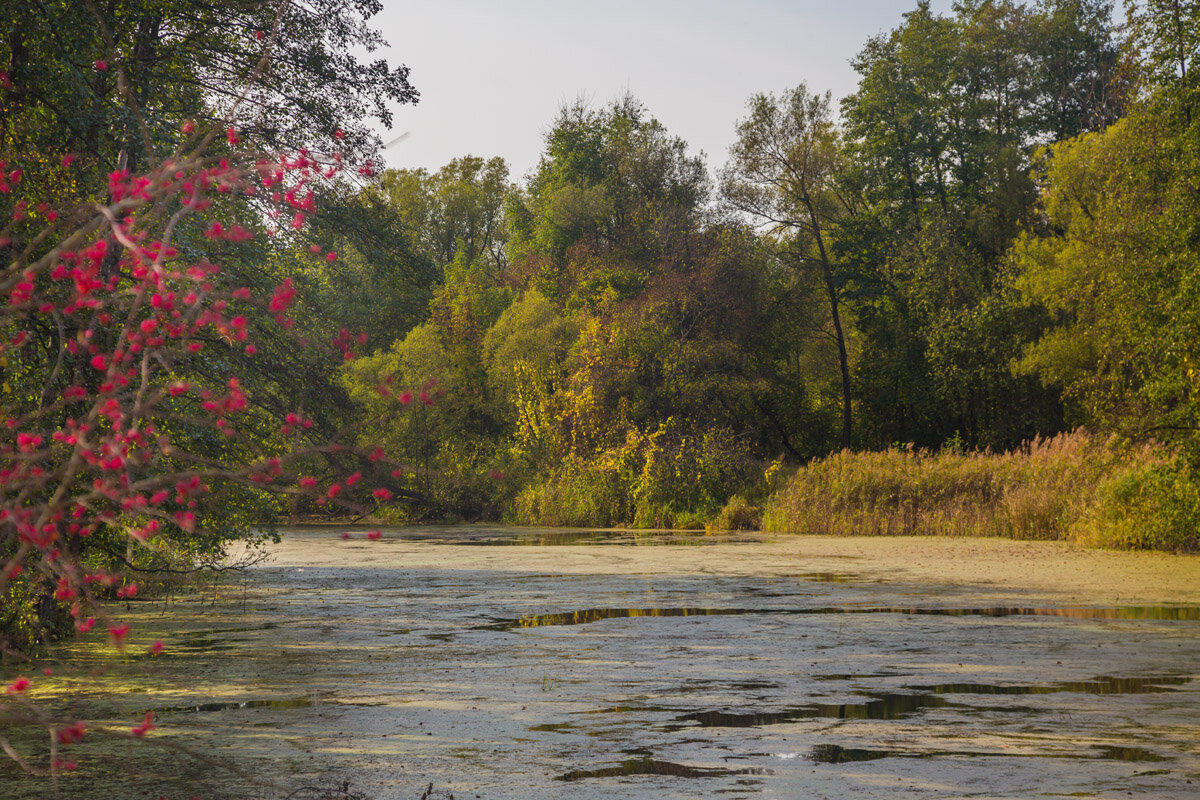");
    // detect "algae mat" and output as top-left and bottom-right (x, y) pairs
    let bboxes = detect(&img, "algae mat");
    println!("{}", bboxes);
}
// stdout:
(3, 528), (1199, 799)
